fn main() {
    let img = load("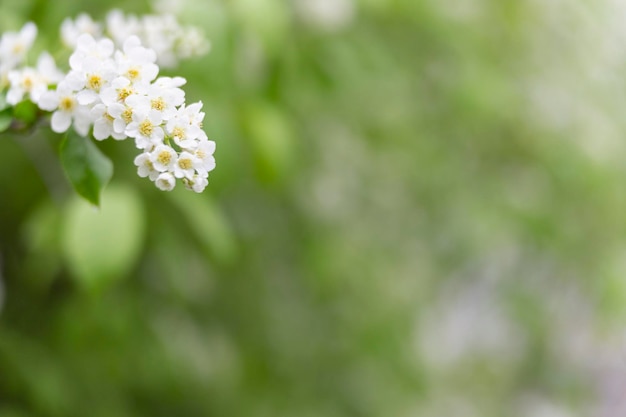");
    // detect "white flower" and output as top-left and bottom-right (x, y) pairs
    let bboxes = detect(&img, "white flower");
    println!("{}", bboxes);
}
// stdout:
(0, 22), (37, 68)
(36, 51), (65, 85)
(150, 144), (177, 172)
(0, 64), (11, 87)
(137, 82), (184, 120)
(177, 27), (211, 59)
(7, 51), (63, 105)
(189, 174), (208, 193)
(141, 14), (180, 67)
(105, 10), (142, 47)
(133, 152), (159, 180)
(38, 83), (91, 135)
(100, 76), (137, 105)
(167, 120), (201, 149)
(124, 94), (151, 113)
(7, 68), (43, 104)
(65, 58), (117, 105)
(107, 102), (135, 135)
(5, 51), (62, 105)
(69, 34), (114, 71)
(100, 81), (144, 138)
(179, 101), (205, 127)
(61, 14), (102, 48)
(104, 10), (209, 68)
(155, 172), (176, 191)
(166, 108), (203, 149)
(194, 139), (216, 175)
(172, 151), (200, 179)
(114, 36), (159, 84)
(91, 103), (126, 140)
(7, 51), (65, 103)
(153, 76), (186, 89)
(125, 109), (164, 150)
